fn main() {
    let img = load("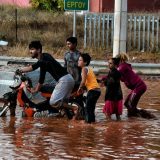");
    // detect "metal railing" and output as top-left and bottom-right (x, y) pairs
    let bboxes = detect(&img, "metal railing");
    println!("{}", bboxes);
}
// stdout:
(0, 56), (160, 75)
(84, 13), (160, 52)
